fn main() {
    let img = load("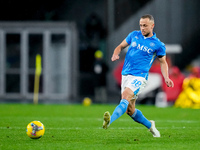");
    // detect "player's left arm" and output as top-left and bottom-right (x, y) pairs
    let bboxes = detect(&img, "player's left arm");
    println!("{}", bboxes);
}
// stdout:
(158, 56), (174, 87)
